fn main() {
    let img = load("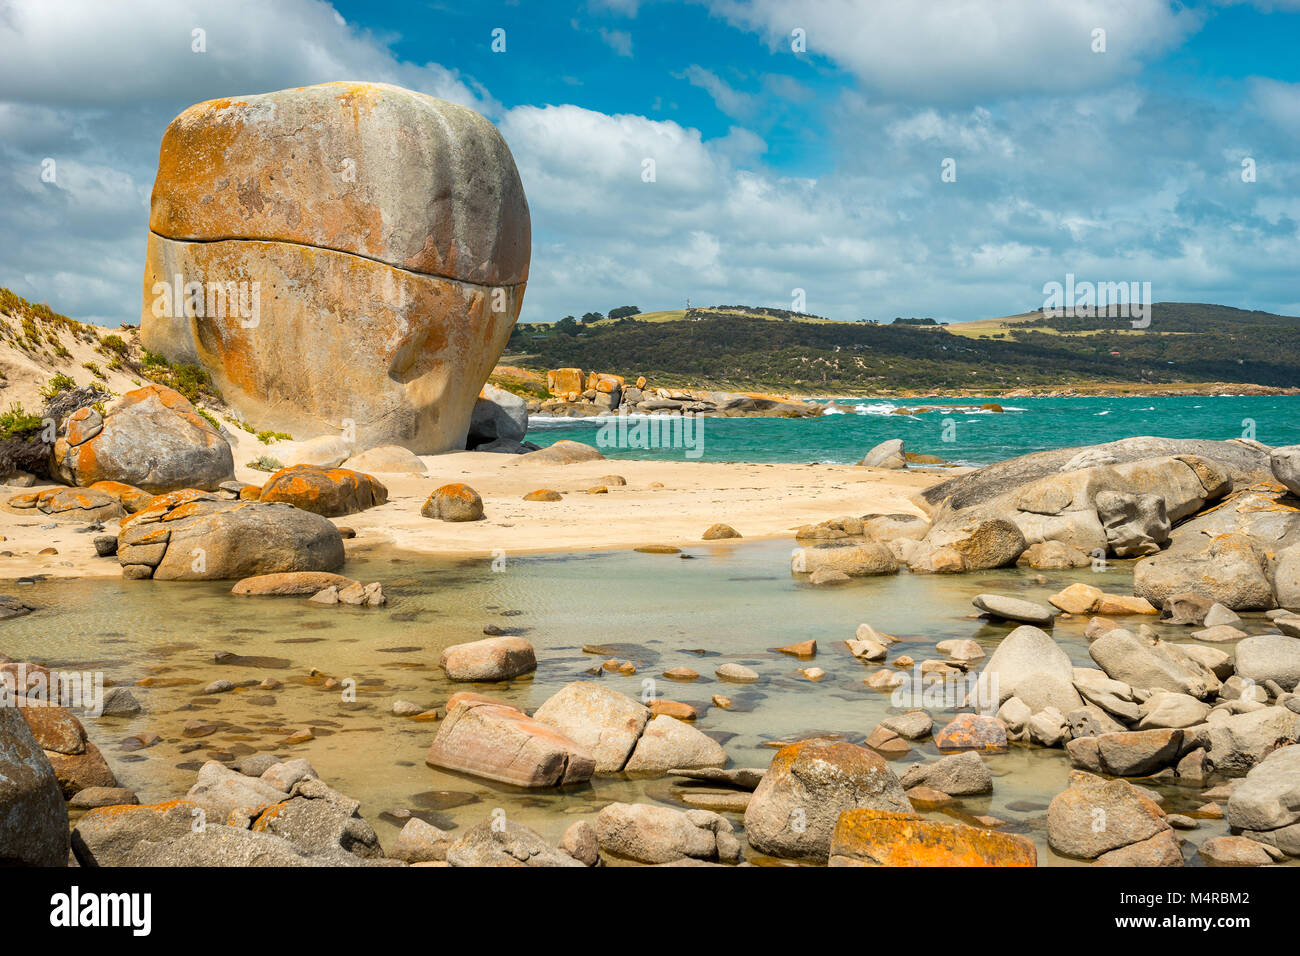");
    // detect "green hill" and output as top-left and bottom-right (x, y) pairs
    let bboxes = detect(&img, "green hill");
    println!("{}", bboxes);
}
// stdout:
(505, 303), (1300, 394)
